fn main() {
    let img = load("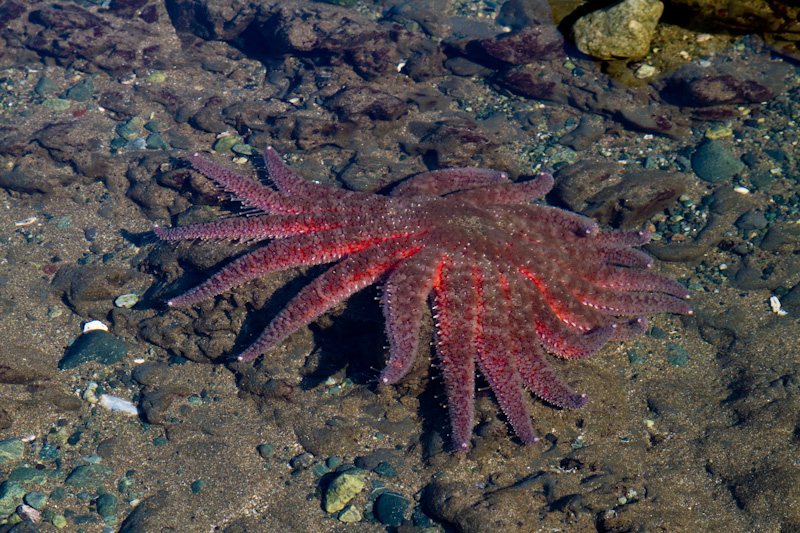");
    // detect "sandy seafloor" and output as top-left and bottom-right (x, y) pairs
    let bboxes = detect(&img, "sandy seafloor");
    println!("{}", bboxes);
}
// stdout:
(1, 0), (800, 531)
